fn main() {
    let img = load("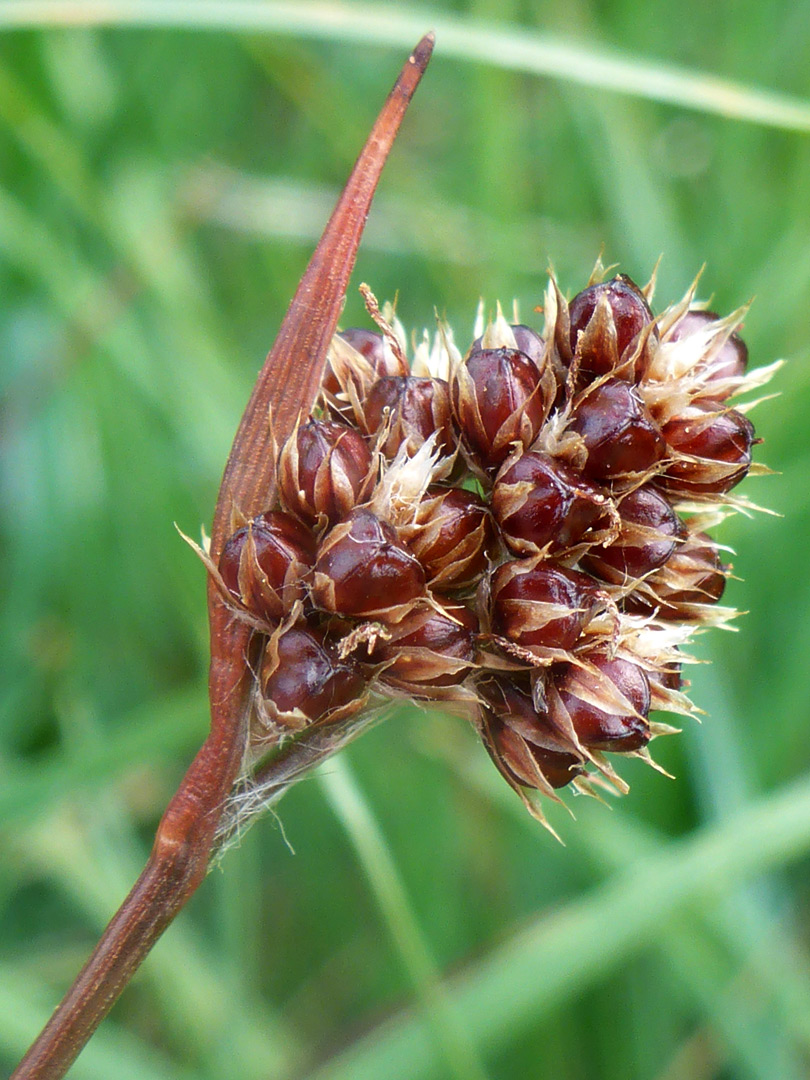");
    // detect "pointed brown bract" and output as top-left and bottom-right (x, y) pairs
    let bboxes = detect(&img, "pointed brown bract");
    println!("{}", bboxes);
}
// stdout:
(209, 33), (435, 550)
(11, 36), (434, 1080)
